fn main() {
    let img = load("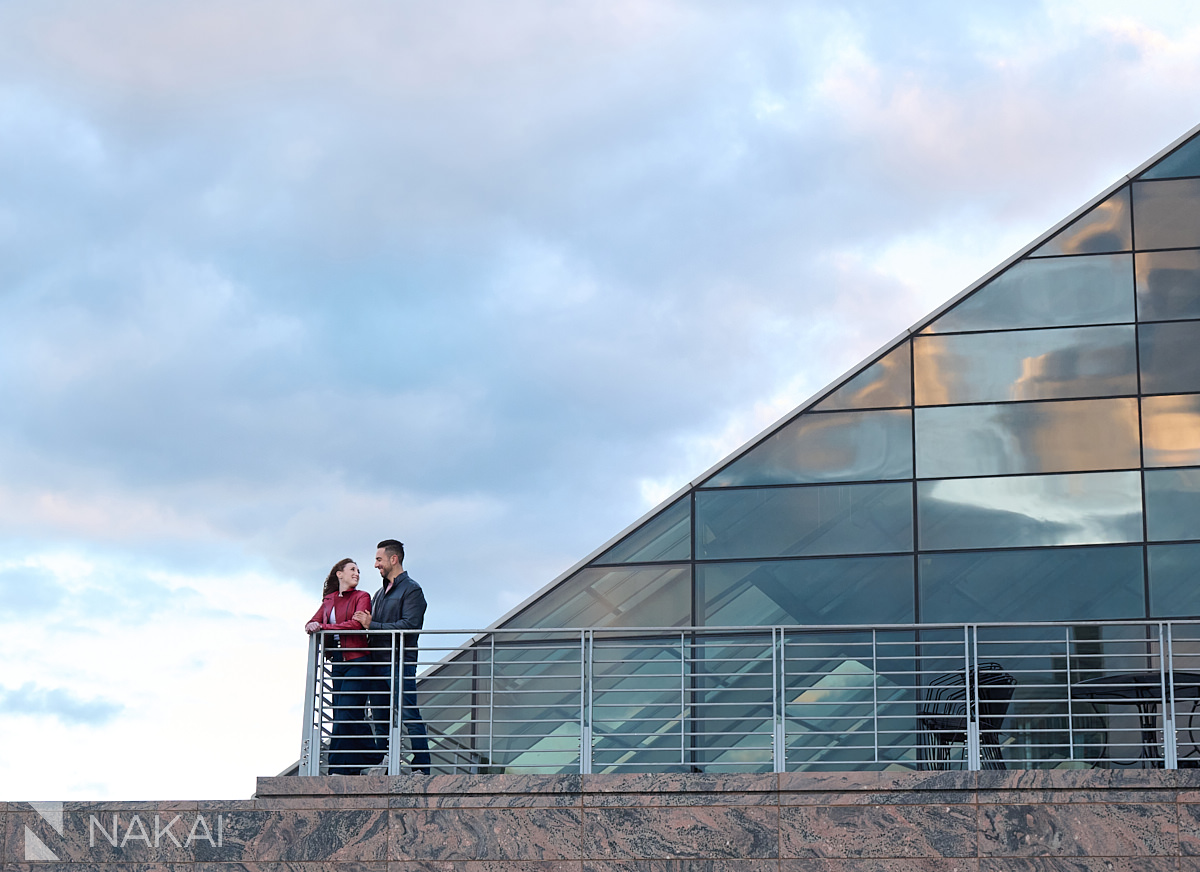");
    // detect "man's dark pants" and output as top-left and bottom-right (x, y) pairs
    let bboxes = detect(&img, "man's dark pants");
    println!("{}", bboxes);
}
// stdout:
(366, 649), (431, 772)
